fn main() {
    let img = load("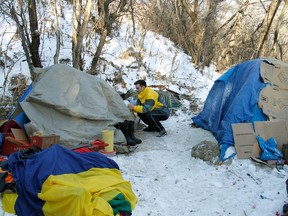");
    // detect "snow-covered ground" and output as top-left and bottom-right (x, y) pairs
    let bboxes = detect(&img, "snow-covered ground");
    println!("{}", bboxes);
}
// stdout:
(0, 5), (287, 216)
(114, 113), (288, 216)
(0, 113), (287, 215)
